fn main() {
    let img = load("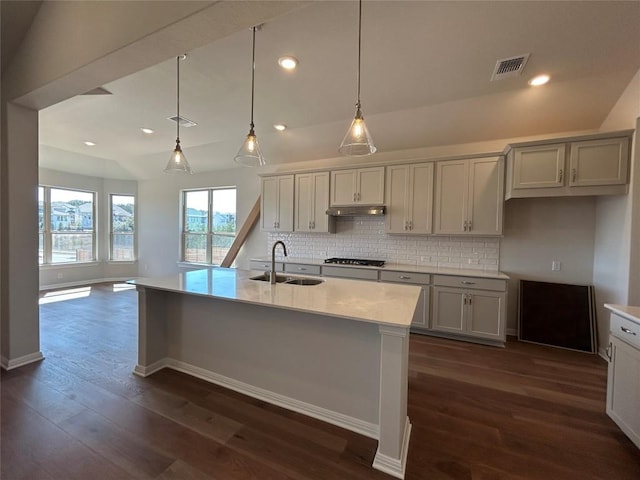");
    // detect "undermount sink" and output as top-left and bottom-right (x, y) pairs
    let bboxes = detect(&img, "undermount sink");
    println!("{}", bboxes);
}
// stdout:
(284, 278), (323, 286)
(250, 274), (323, 286)
(250, 274), (289, 283)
